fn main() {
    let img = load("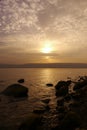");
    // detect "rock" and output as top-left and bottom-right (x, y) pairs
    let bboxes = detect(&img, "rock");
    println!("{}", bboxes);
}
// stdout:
(55, 80), (71, 97)
(55, 80), (71, 90)
(46, 83), (53, 87)
(69, 102), (81, 110)
(64, 94), (72, 102)
(71, 93), (81, 101)
(60, 111), (81, 130)
(19, 113), (42, 130)
(74, 79), (87, 91)
(56, 106), (66, 113)
(33, 108), (46, 114)
(41, 99), (50, 104)
(57, 98), (64, 106)
(18, 79), (24, 83)
(45, 105), (50, 111)
(2, 84), (28, 98)
(55, 86), (68, 97)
